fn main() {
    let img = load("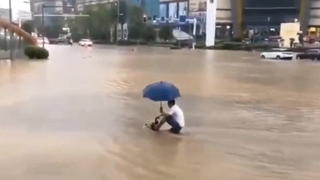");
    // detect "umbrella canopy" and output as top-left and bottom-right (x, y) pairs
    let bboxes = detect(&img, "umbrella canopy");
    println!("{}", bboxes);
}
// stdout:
(143, 81), (181, 102)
